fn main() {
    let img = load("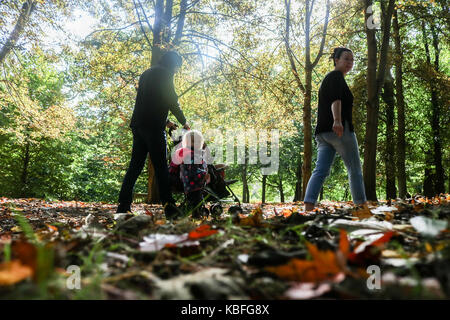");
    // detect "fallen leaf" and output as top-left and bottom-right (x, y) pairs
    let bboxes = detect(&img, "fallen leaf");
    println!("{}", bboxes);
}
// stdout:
(188, 225), (218, 240)
(46, 224), (58, 232)
(265, 242), (343, 282)
(0, 260), (33, 286)
(280, 209), (293, 218)
(139, 233), (199, 252)
(347, 231), (395, 266)
(285, 273), (345, 299)
(352, 206), (373, 220)
(409, 216), (448, 237)
(11, 240), (37, 275)
(238, 207), (265, 227)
